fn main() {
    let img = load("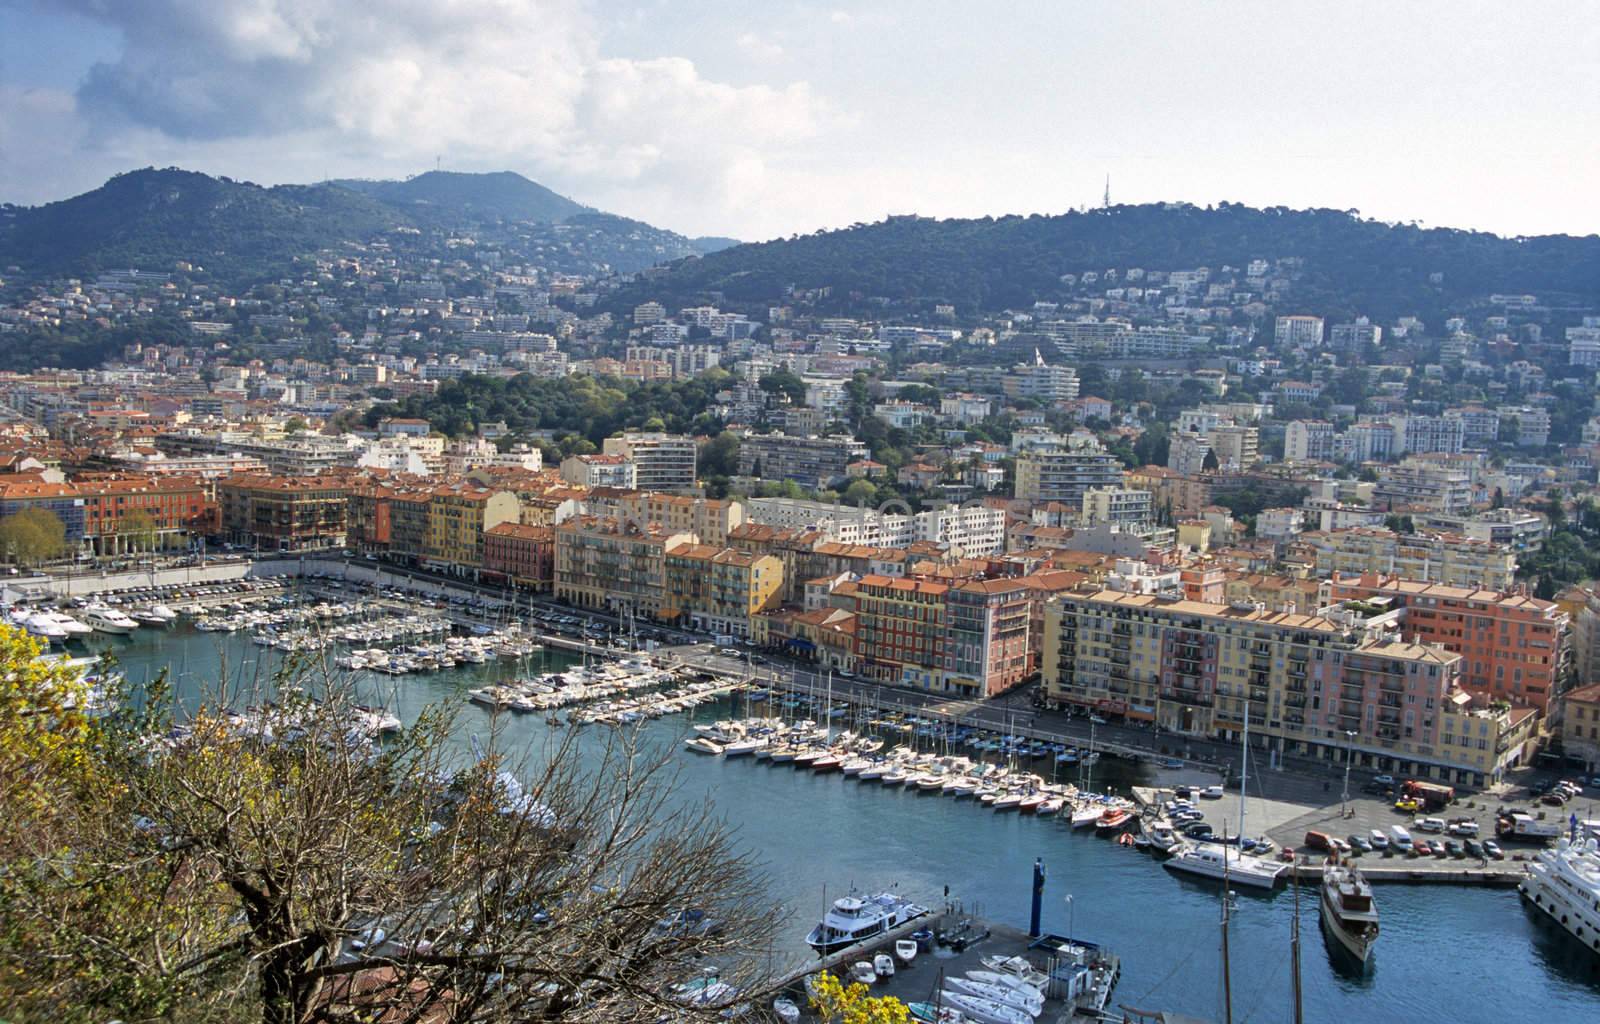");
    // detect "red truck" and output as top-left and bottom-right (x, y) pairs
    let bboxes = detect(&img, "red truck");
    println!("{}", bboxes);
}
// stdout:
(1403, 780), (1455, 809)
